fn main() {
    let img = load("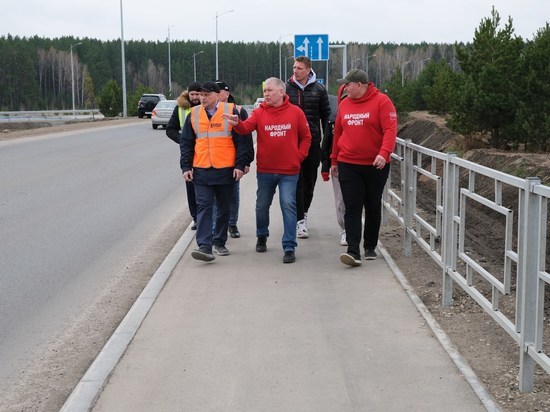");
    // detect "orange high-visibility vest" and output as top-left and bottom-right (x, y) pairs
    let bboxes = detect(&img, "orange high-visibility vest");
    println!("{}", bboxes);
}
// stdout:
(190, 102), (236, 169)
